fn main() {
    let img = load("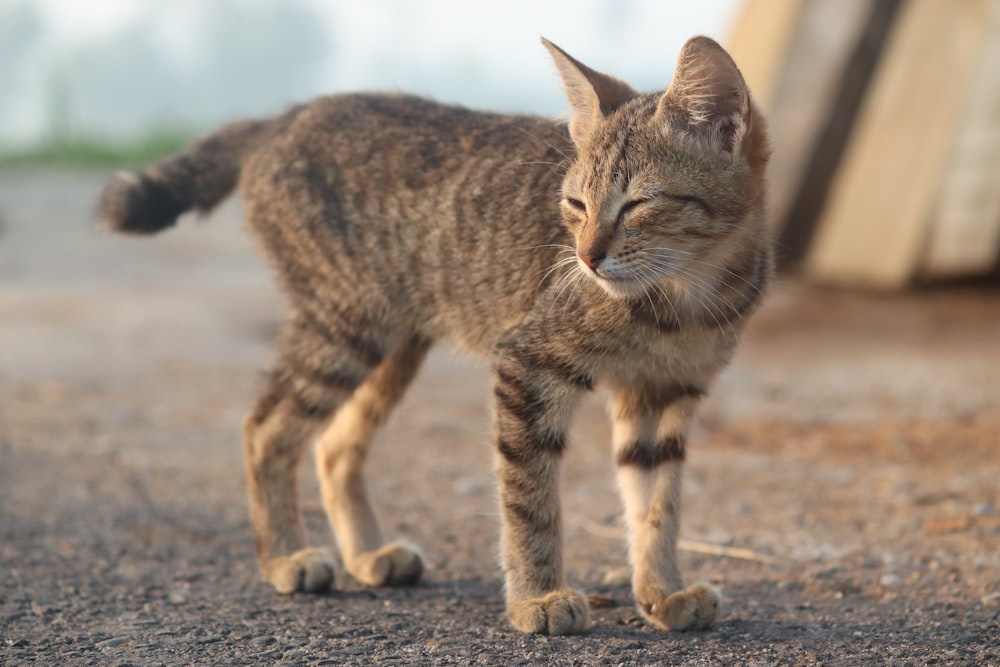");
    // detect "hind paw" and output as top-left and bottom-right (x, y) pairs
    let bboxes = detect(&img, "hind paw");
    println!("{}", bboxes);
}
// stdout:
(266, 548), (336, 594)
(348, 541), (424, 587)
